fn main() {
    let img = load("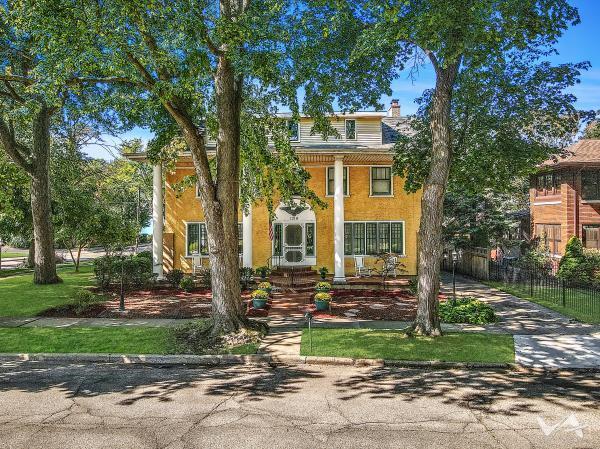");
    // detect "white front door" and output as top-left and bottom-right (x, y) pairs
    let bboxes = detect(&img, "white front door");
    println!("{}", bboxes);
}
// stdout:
(284, 223), (304, 264)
